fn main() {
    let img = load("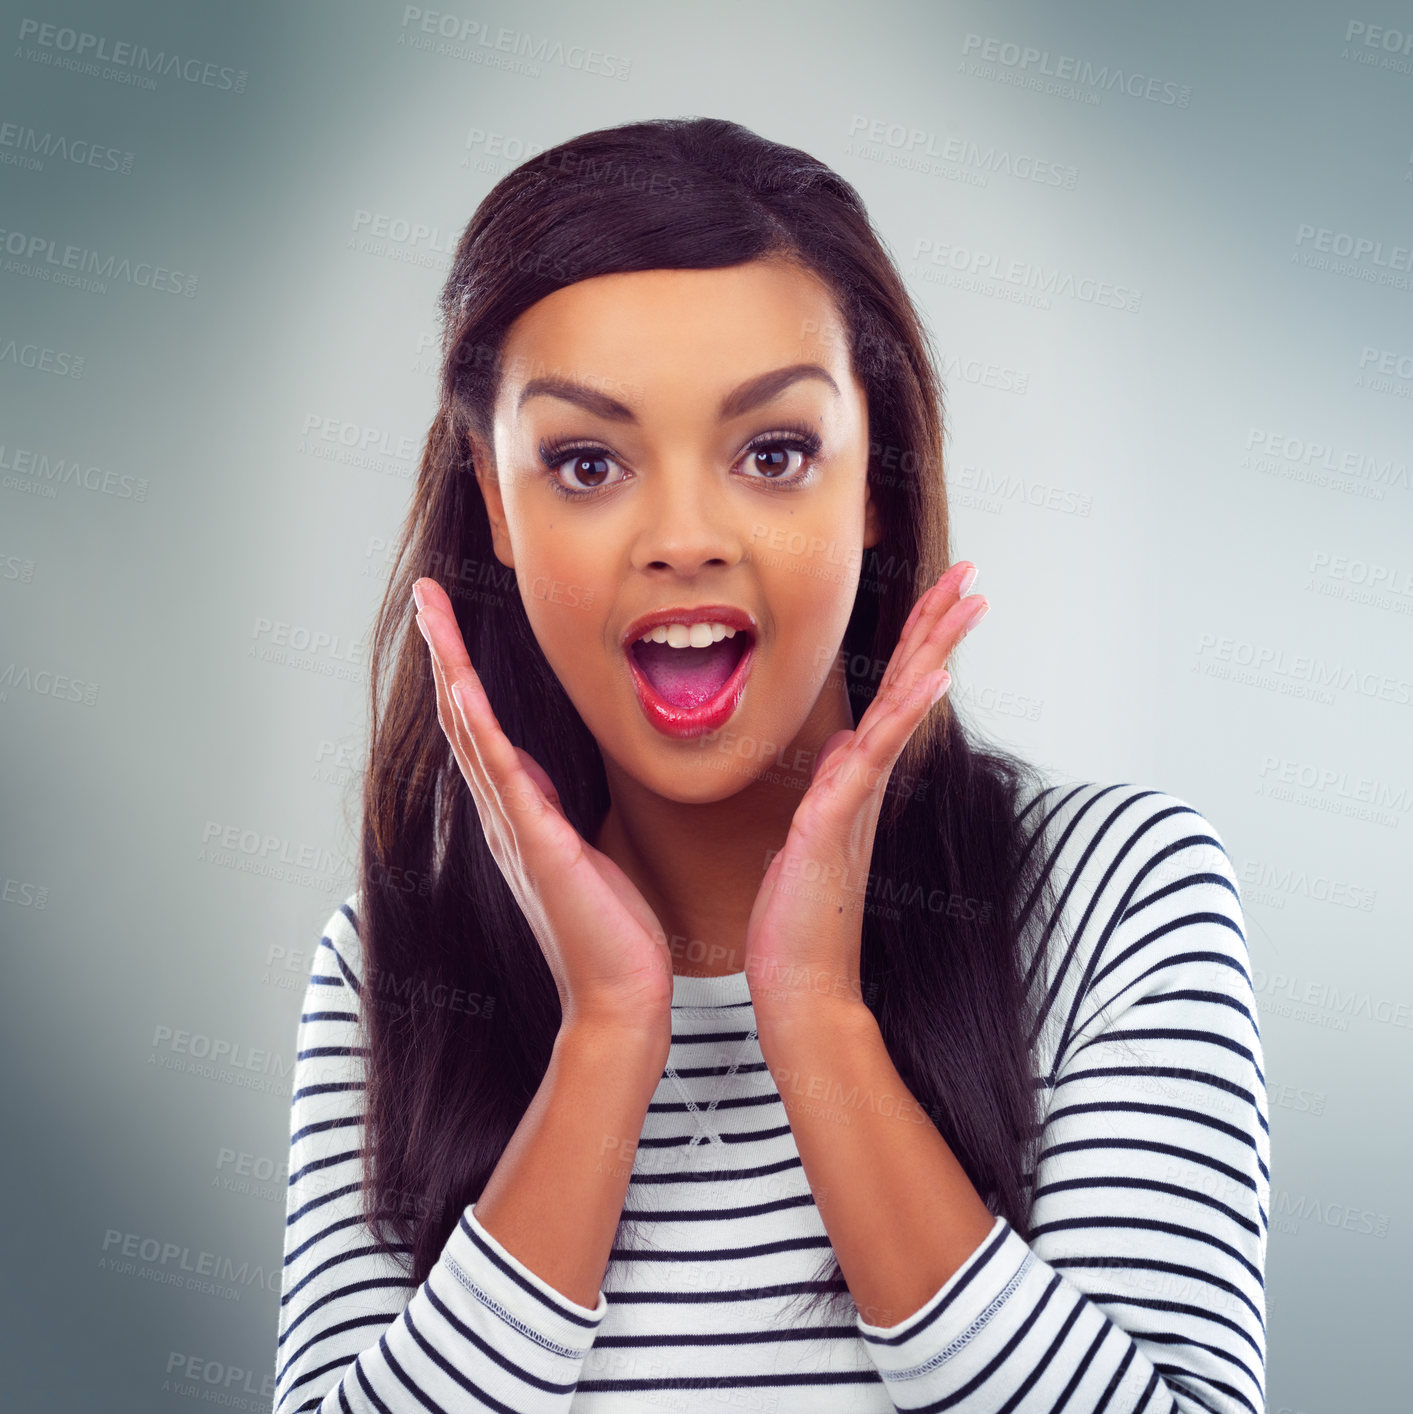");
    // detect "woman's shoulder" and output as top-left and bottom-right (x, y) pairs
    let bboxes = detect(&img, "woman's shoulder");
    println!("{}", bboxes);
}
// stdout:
(1012, 774), (1250, 1052)
(1014, 772), (1239, 903)
(310, 889), (366, 991)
